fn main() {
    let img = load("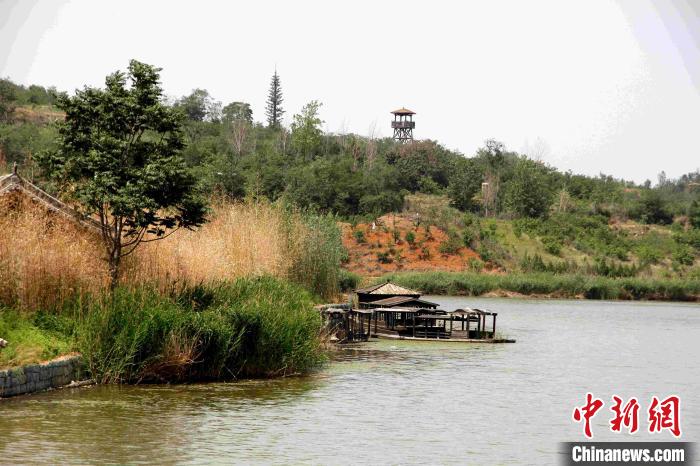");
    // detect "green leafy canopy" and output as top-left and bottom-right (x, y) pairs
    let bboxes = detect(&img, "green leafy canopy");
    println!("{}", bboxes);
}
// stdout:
(38, 60), (207, 283)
